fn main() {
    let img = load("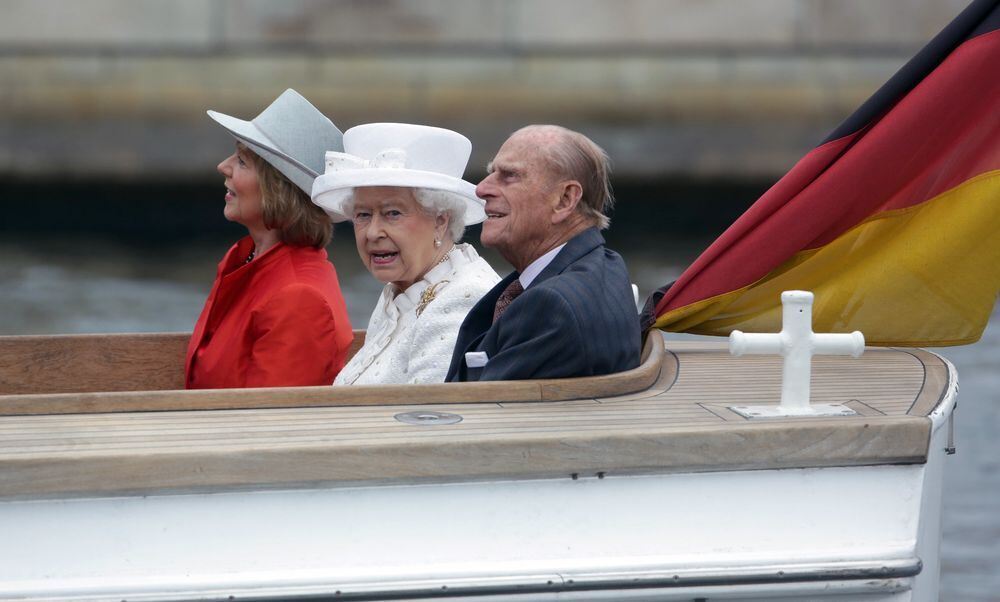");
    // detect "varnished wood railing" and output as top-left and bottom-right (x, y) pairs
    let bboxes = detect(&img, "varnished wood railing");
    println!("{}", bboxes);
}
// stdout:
(0, 330), (367, 395)
(0, 331), (663, 415)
